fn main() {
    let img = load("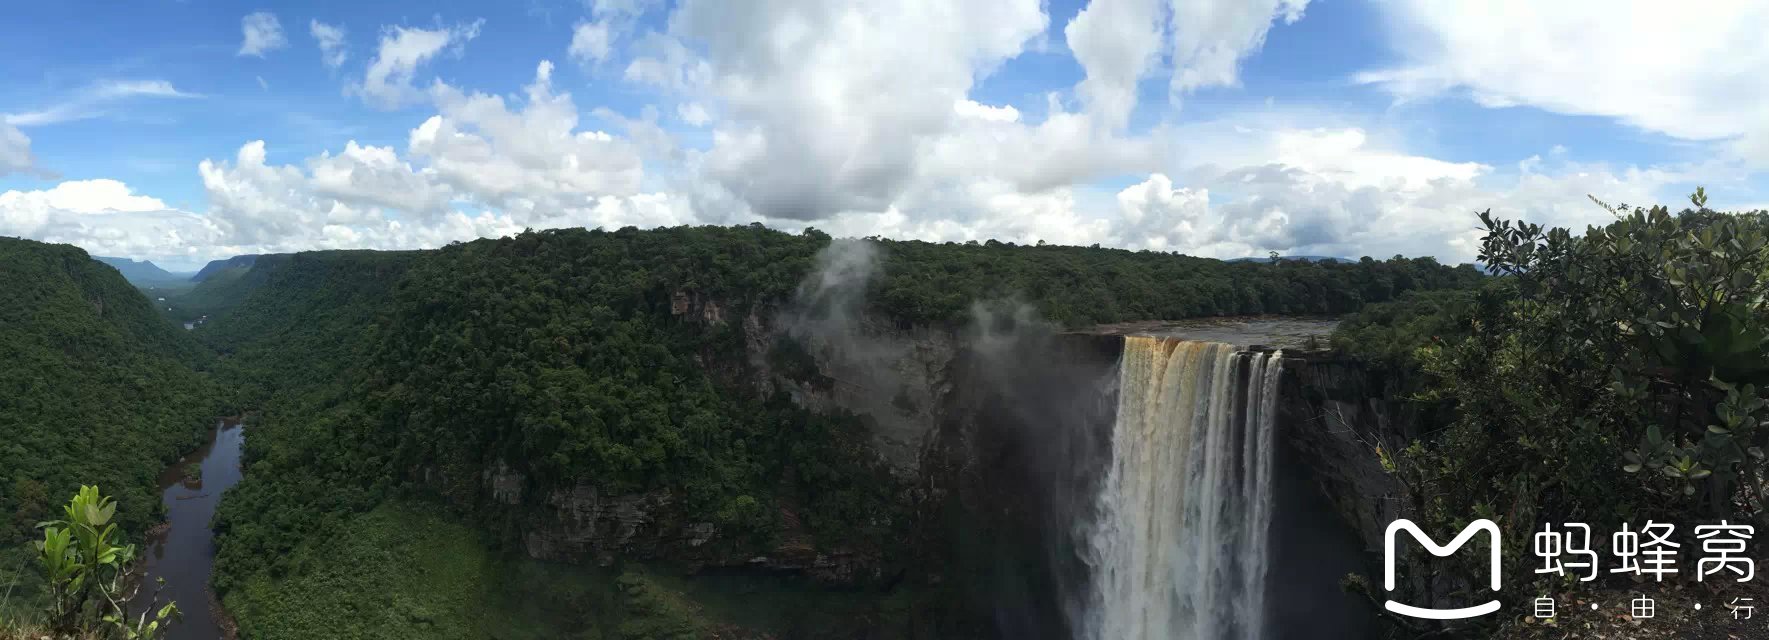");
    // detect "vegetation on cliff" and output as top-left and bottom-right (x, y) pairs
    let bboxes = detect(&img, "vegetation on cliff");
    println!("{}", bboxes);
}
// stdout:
(0, 238), (215, 548)
(872, 237), (1480, 325)
(186, 224), (1477, 637)
(0, 223), (1481, 638)
(156, 255), (267, 324)
(1335, 190), (1769, 635)
(90, 257), (187, 290)
(220, 500), (907, 639)
(204, 229), (917, 624)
